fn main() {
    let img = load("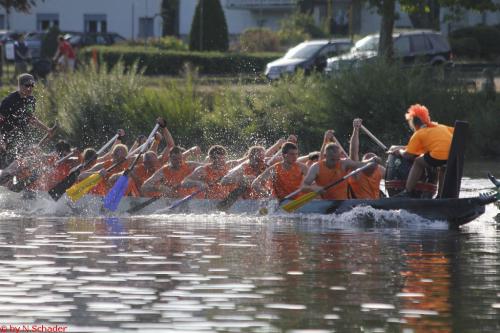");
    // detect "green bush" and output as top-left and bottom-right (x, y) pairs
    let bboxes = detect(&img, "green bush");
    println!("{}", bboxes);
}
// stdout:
(449, 37), (481, 58)
(449, 25), (500, 58)
(238, 28), (281, 52)
(124, 36), (188, 51)
(79, 46), (281, 75)
(34, 61), (499, 158)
